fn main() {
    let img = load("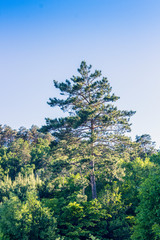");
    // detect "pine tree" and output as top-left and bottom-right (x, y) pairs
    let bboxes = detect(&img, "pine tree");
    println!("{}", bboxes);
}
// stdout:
(42, 61), (135, 199)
